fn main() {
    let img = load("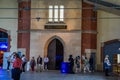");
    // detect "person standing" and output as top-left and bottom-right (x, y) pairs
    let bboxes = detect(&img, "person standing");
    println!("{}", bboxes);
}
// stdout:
(6, 55), (11, 71)
(83, 56), (91, 73)
(75, 56), (80, 73)
(21, 54), (27, 72)
(37, 55), (42, 72)
(104, 55), (111, 76)
(89, 55), (94, 72)
(43, 56), (49, 70)
(6, 53), (15, 71)
(68, 55), (74, 74)
(12, 53), (22, 80)
(30, 57), (36, 72)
